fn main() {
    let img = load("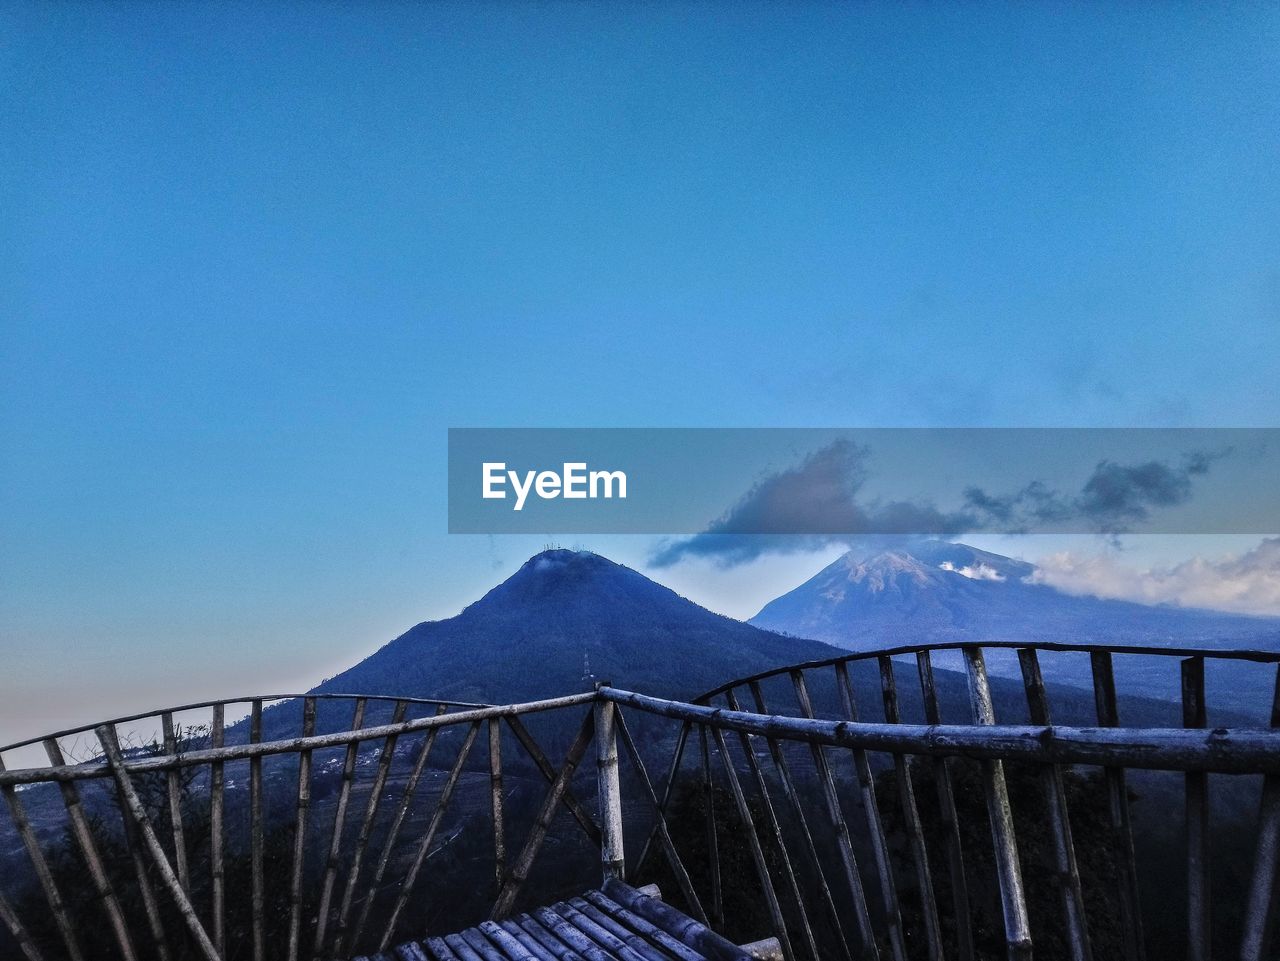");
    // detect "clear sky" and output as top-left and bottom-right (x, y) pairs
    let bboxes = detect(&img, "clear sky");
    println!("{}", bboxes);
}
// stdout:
(2, 3), (1279, 752)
